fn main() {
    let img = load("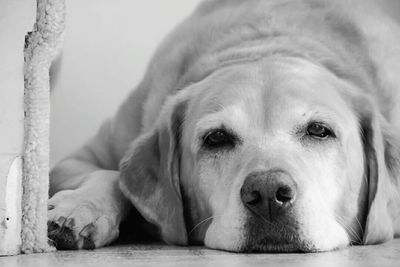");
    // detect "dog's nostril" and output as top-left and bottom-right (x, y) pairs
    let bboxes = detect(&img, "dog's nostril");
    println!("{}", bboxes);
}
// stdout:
(241, 186), (262, 206)
(275, 186), (295, 204)
(246, 191), (262, 206)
